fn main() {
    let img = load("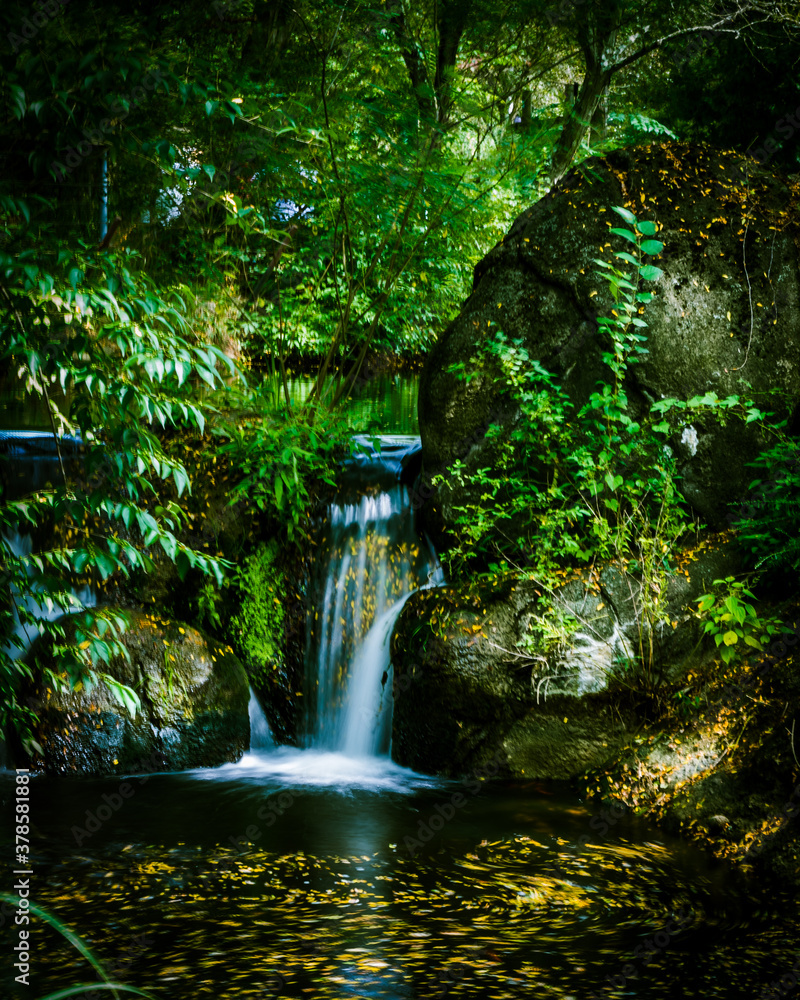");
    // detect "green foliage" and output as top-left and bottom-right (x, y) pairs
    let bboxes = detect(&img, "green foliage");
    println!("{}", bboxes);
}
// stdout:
(607, 112), (679, 142)
(0, 221), (233, 744)
(438, 206), (676, 584)
(672, 687), (704, 718)
(731, 438), (800, 575)
(220, 392), (346, 540)
(435, 205), (785, 694)
(230, 541), (286, 684)
(1, 0), (794, 733)
(195, 579), (225, 634)
(0, 892), (153, 1000)
(521, 598), (580, 661)
(696, 577), (783, 666)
